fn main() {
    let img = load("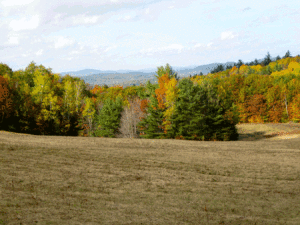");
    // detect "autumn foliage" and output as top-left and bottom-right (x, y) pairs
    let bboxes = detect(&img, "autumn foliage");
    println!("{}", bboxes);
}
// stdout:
(1, 54), (300, 140)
